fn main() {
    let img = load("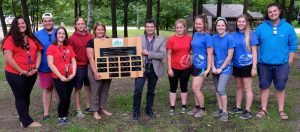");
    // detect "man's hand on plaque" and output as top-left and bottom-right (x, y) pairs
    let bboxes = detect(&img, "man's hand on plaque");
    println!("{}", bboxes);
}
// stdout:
(94, 72), (101, 80)
(141, 50), (149, 56)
